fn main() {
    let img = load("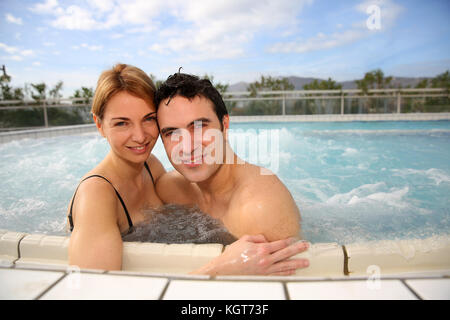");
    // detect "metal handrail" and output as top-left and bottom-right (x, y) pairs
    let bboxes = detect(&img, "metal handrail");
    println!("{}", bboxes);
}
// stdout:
(1, 88), (448, 128)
